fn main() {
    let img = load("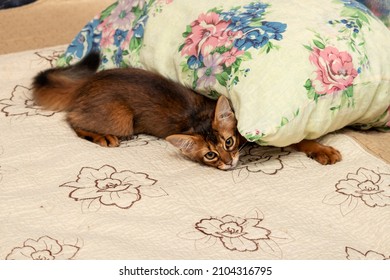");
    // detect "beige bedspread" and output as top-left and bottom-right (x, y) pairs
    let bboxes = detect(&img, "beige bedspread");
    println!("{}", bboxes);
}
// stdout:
(1, 46), (389, 260)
